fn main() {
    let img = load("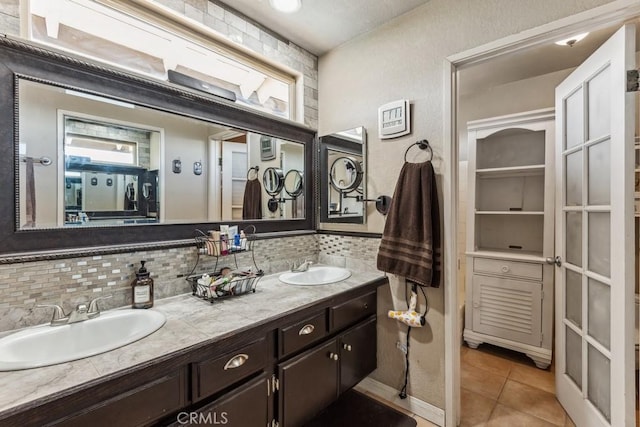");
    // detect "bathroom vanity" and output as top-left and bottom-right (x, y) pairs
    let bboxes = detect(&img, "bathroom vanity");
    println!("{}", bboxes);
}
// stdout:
(0, 270), (386, 427)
